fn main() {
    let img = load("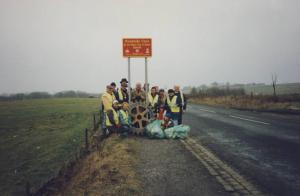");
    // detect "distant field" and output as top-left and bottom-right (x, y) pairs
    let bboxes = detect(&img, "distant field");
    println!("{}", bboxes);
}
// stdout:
(0, 98), (100, 195)
(243, 83), (300, 95)
(183, 83), (300, 96)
